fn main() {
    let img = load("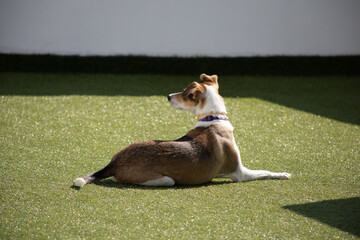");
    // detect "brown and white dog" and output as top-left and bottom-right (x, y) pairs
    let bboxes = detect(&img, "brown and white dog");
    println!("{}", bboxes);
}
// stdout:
(73, 74), (291, 187)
